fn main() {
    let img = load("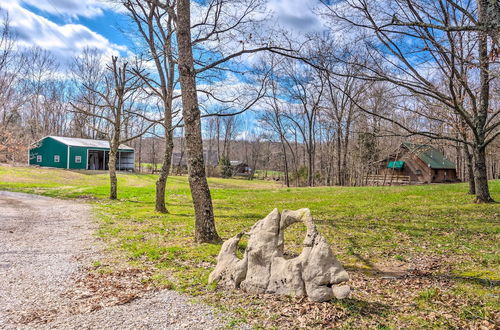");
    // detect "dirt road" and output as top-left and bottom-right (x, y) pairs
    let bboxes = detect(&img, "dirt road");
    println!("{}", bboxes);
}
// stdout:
(0, 191), (230, 329)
